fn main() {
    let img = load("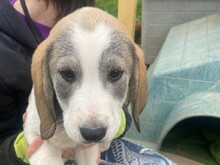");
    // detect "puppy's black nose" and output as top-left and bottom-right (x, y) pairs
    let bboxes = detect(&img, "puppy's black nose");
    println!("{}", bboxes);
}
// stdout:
(80, 126), (106, 142)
